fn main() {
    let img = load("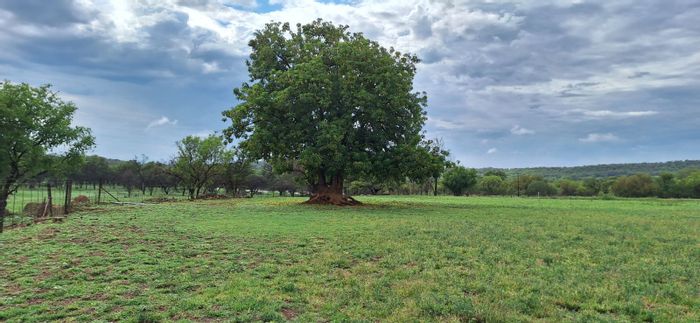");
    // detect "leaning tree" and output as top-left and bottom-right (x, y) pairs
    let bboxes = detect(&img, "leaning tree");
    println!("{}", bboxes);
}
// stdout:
(223, 20), (427, 205)
(0, 81), (94, 232)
